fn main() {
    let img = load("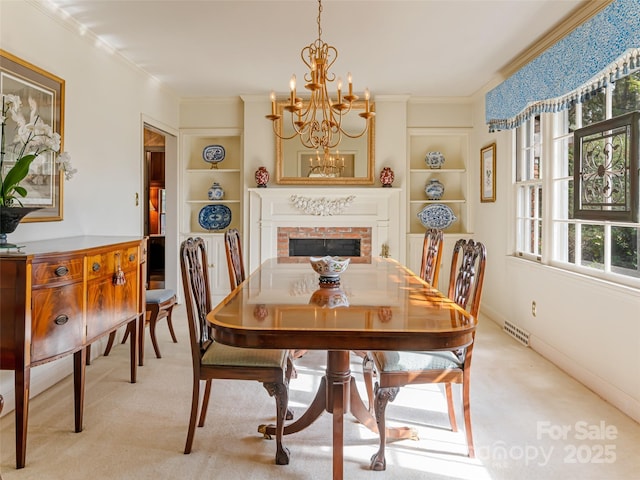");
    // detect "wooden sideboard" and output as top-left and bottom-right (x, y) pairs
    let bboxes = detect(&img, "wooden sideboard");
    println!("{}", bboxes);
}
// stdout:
(0, 236), (146, 469)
